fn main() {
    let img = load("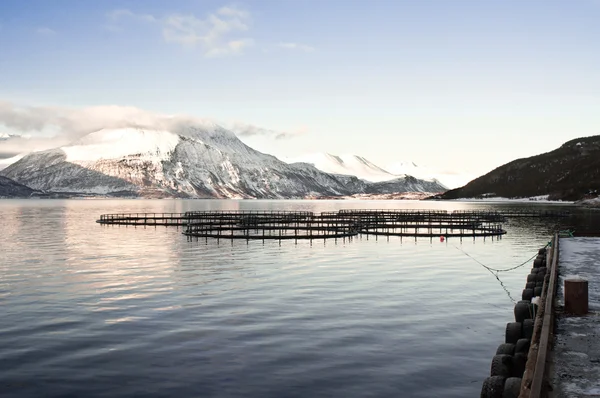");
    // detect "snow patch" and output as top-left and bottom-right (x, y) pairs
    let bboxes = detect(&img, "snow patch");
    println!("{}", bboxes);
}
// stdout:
(62, 128), (180, 162)
(0, 154), (24, 171)
(285, 153), (396, 182)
